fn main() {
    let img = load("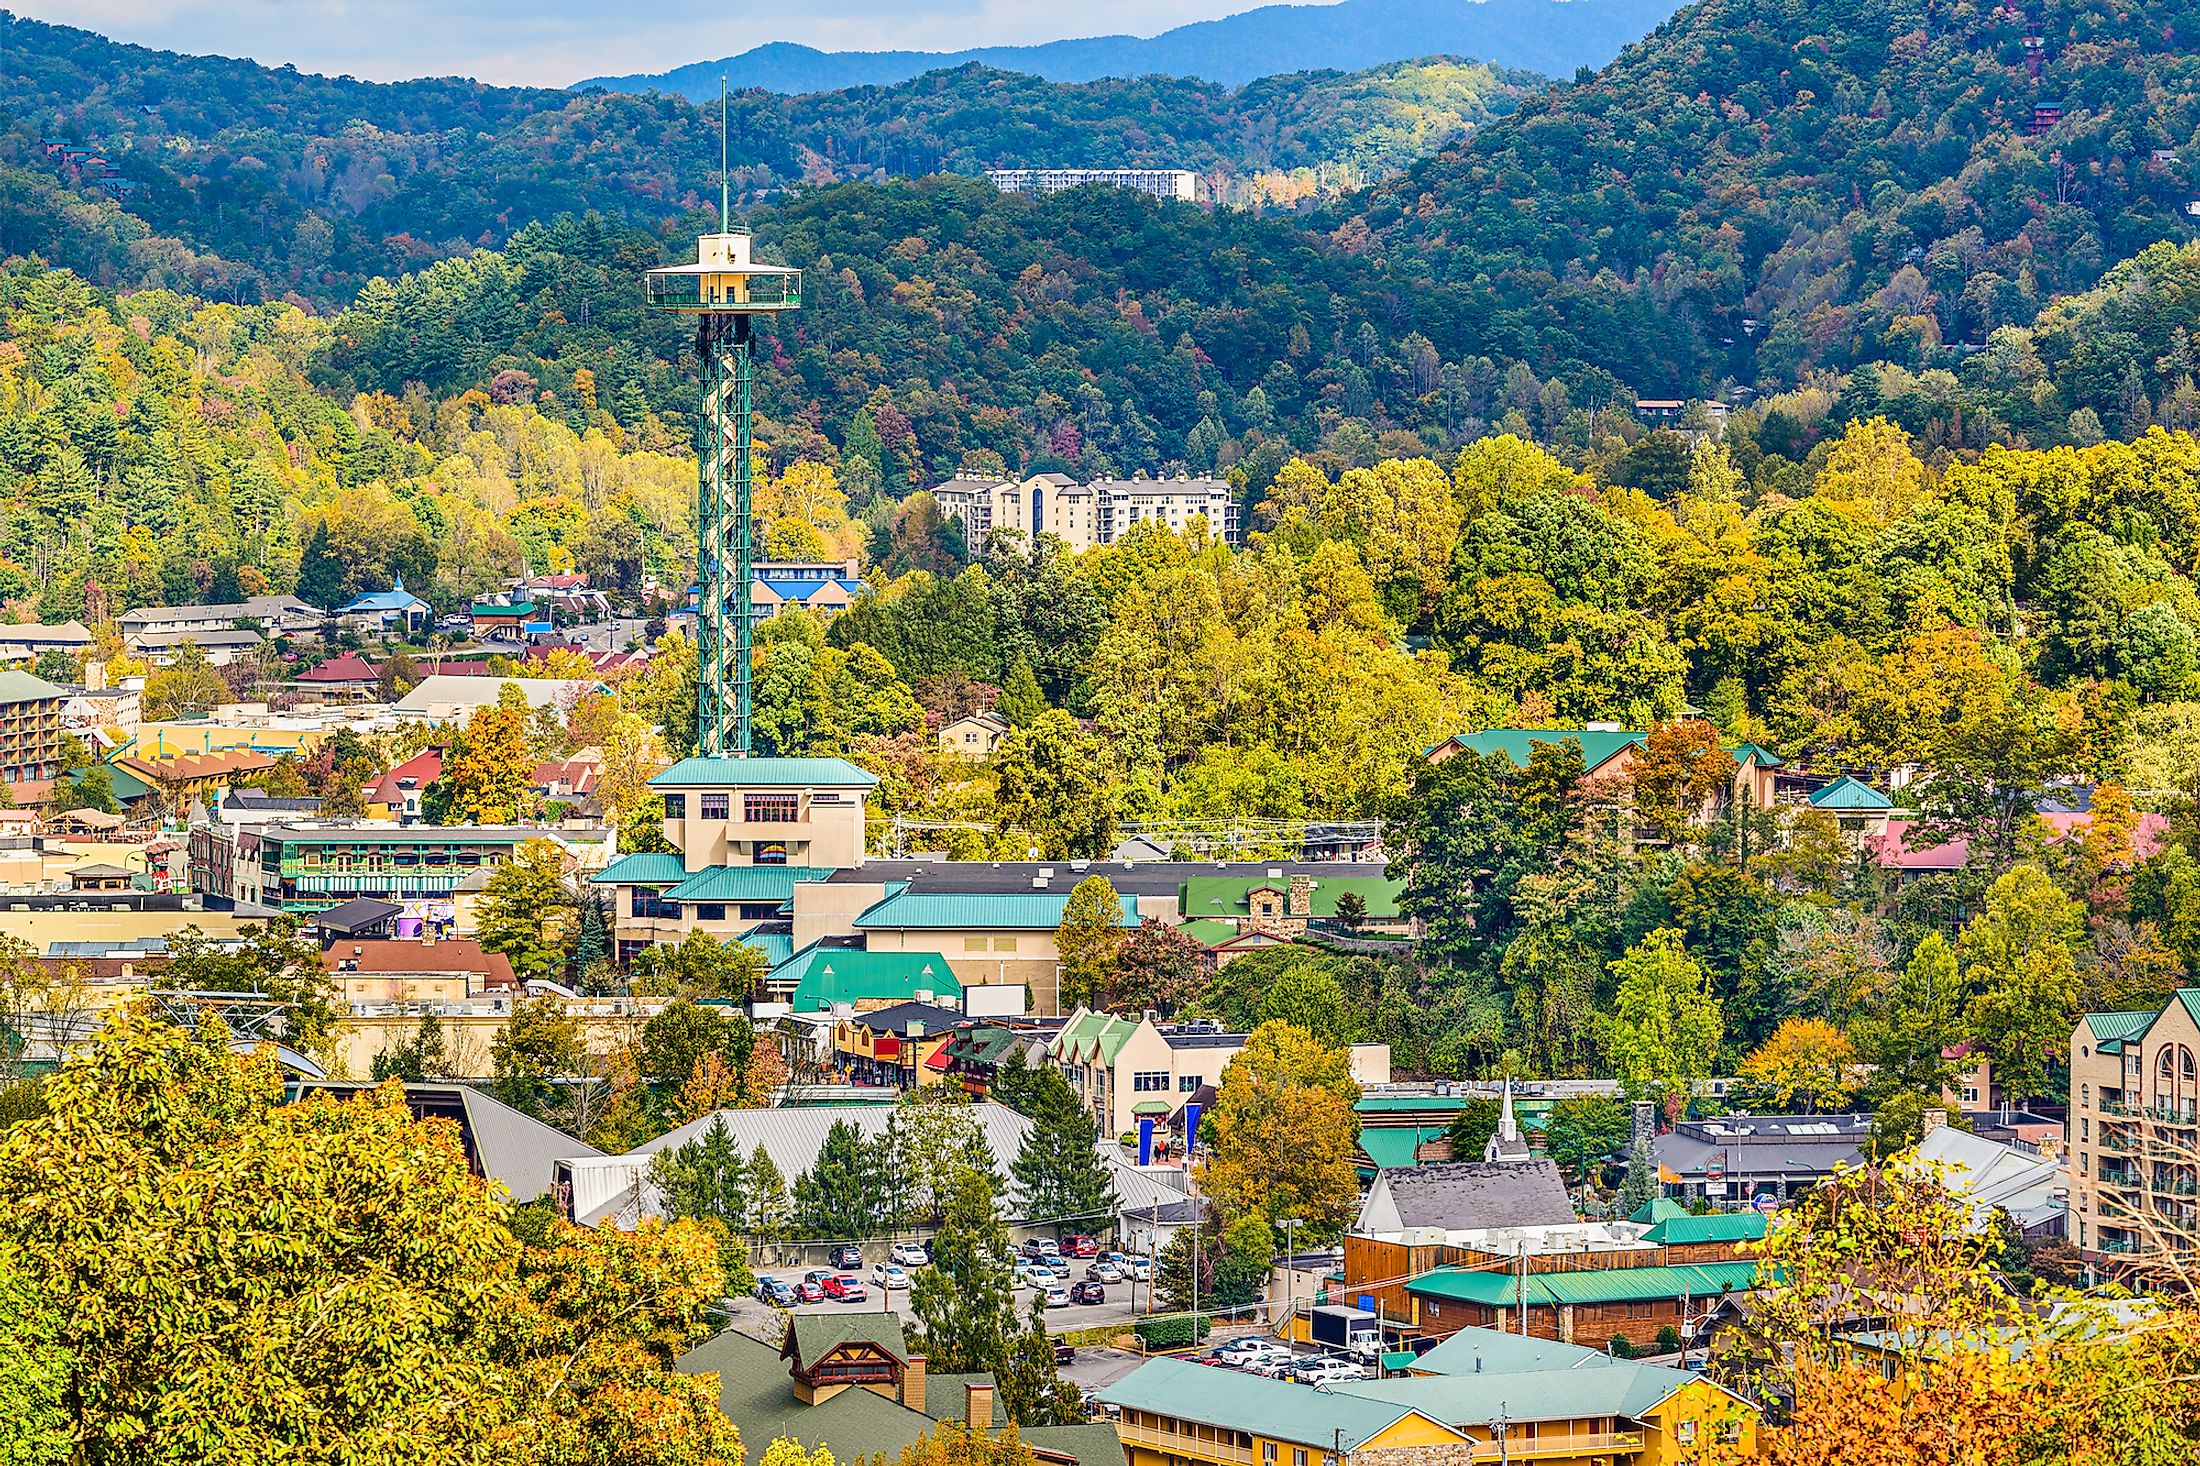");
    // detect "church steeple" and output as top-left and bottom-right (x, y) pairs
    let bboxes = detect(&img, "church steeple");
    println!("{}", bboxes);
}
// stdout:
(1485, 1077), (1531, 1162)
